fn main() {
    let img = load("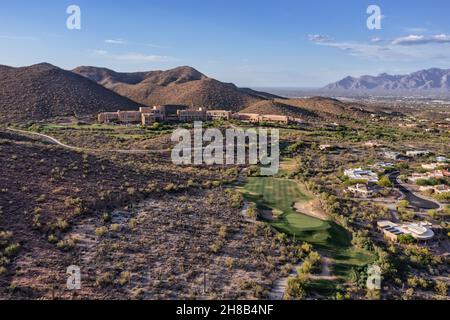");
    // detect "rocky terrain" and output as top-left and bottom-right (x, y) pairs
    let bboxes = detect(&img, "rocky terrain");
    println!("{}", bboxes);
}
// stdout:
(0, 63), (141, 123)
